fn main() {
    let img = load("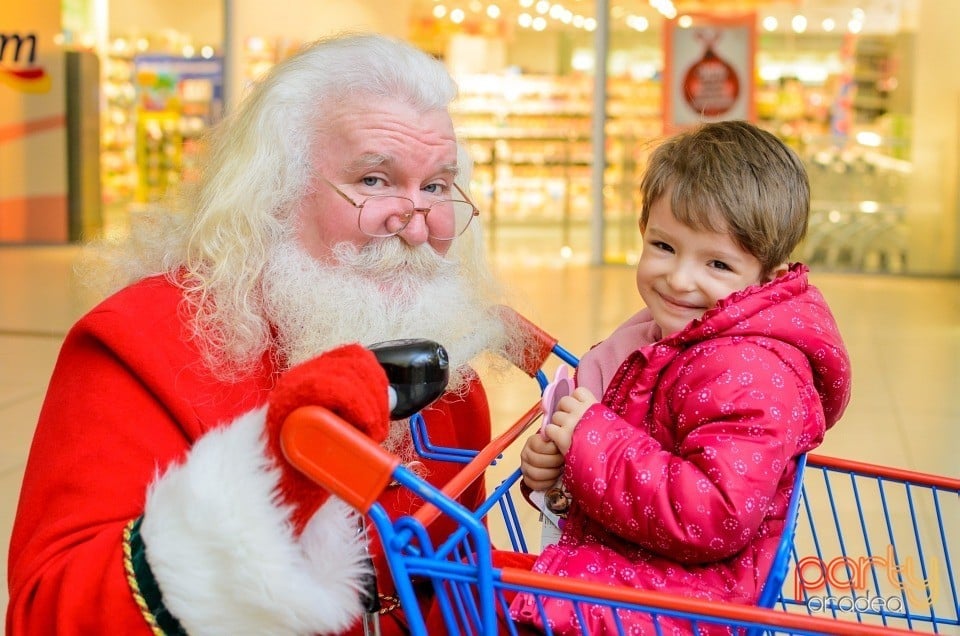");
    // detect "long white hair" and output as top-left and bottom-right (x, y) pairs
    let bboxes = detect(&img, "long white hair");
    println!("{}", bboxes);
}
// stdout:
(79, 33), (517, 380)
